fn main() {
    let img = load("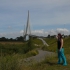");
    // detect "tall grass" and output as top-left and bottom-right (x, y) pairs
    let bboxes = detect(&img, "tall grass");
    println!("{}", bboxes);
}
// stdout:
(0, 55), (19, 70)
(0, 37), (39, 70)
(0, 43), (26, 56)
